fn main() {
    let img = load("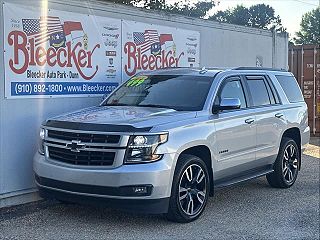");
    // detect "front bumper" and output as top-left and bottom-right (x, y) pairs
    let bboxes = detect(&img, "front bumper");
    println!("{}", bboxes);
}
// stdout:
(33, 152), (176, 213)
(38, 186), (170, 214)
